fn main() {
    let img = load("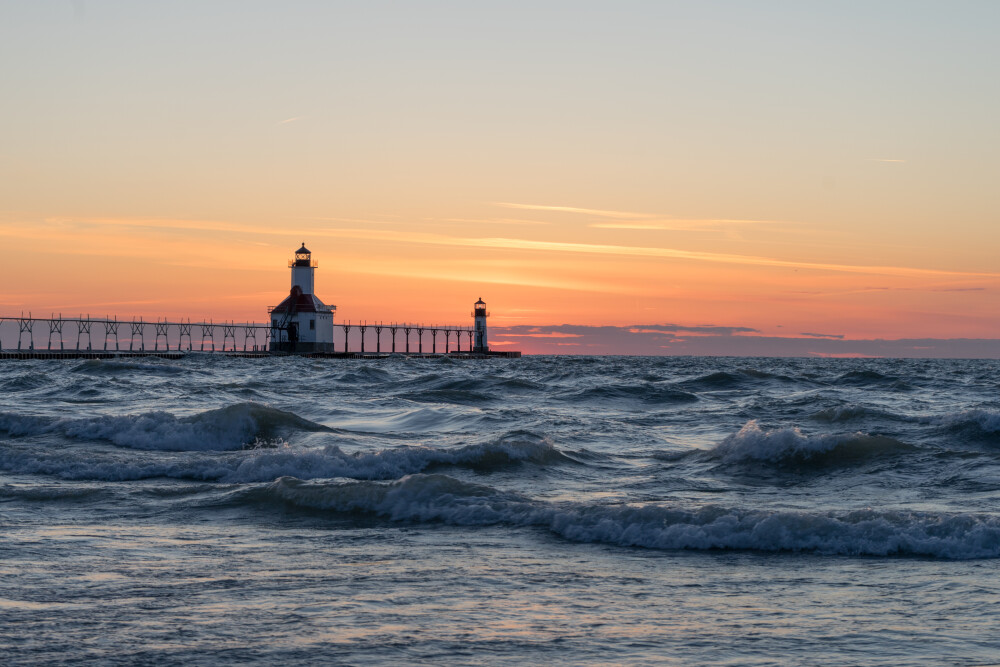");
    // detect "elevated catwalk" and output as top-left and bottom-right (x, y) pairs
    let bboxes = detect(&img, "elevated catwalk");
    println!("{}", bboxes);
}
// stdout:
(0, 316), (495, 356)
(0, 350), (520, 361)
